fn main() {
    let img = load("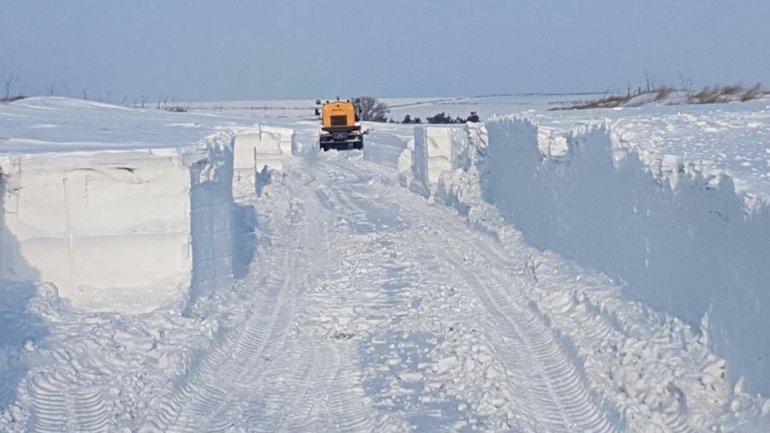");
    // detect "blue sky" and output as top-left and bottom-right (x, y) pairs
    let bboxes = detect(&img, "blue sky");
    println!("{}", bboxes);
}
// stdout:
(2, 0), (769, 101)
